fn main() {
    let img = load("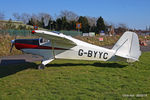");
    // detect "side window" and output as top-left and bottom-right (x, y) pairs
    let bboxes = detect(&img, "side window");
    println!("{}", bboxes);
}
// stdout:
(40, 38), (43, 43)
(39, 38), (49, 45)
